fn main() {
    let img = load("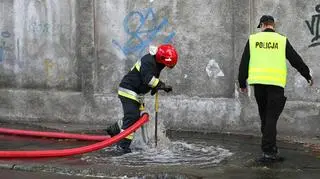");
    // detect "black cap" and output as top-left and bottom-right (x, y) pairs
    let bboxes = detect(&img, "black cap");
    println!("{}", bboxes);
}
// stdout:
(257, 15), (274, 28)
